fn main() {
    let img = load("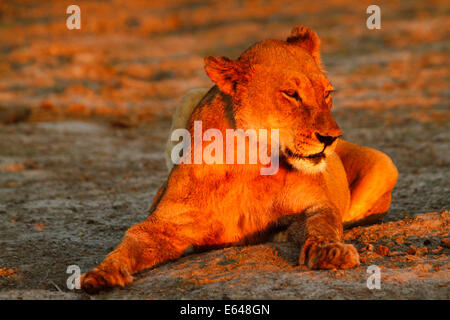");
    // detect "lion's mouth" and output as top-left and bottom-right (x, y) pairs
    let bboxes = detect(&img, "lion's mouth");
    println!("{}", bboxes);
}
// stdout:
(284, 147), (325, 164)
